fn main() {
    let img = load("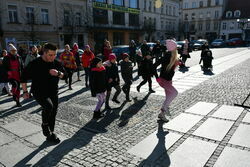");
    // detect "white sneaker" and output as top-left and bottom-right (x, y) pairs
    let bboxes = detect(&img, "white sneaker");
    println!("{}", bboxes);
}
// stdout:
(158, 112), (169, 122)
